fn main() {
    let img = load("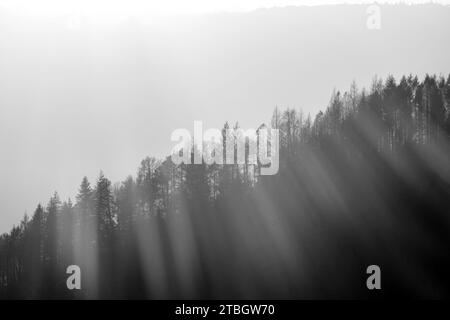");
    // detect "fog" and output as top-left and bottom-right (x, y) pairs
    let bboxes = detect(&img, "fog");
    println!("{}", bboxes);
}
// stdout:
(1, 3), (450, 233)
